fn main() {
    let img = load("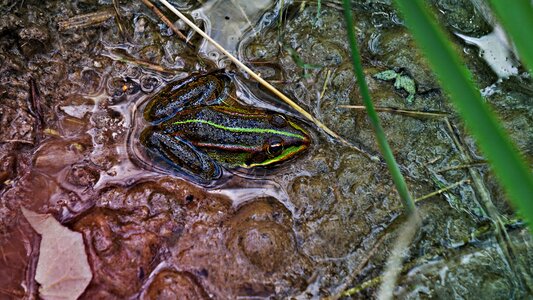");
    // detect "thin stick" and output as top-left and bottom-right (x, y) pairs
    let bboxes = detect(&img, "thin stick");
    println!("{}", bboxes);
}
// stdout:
(112, 53), (182, 74)
(387, 179), (470, 212)
(414, 179), (469, 202)
(340, 105), (449, 118)
(157, 0), (374, 159)
(436, 161), (488, 173)
(58, 9), (114, 31)
(141, 0), (190, 45)
(327, 232), (388, 300)
(320, 69), (331, 99)
(444, 117), (532, 291)
(113, 0), (128, 40)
